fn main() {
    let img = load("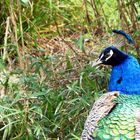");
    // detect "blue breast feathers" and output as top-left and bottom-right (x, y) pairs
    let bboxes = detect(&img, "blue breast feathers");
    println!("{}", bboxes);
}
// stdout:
(108, 56), (140, 94)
